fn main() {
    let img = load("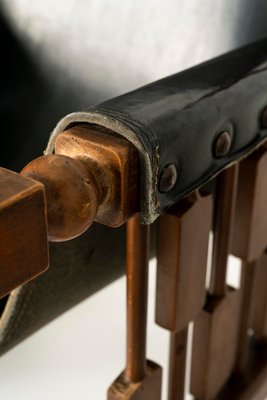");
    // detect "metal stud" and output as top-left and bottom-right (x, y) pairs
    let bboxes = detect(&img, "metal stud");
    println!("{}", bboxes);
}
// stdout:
(159, 164), (177, 193)
(214, 130), (232, 158)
